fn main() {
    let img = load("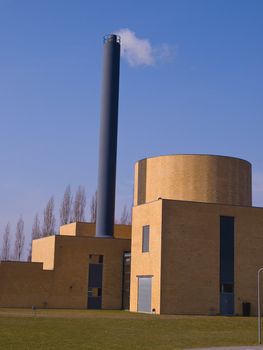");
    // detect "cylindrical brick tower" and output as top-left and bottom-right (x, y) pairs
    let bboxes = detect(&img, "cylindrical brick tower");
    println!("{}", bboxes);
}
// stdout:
(134, 154), (252, 207)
